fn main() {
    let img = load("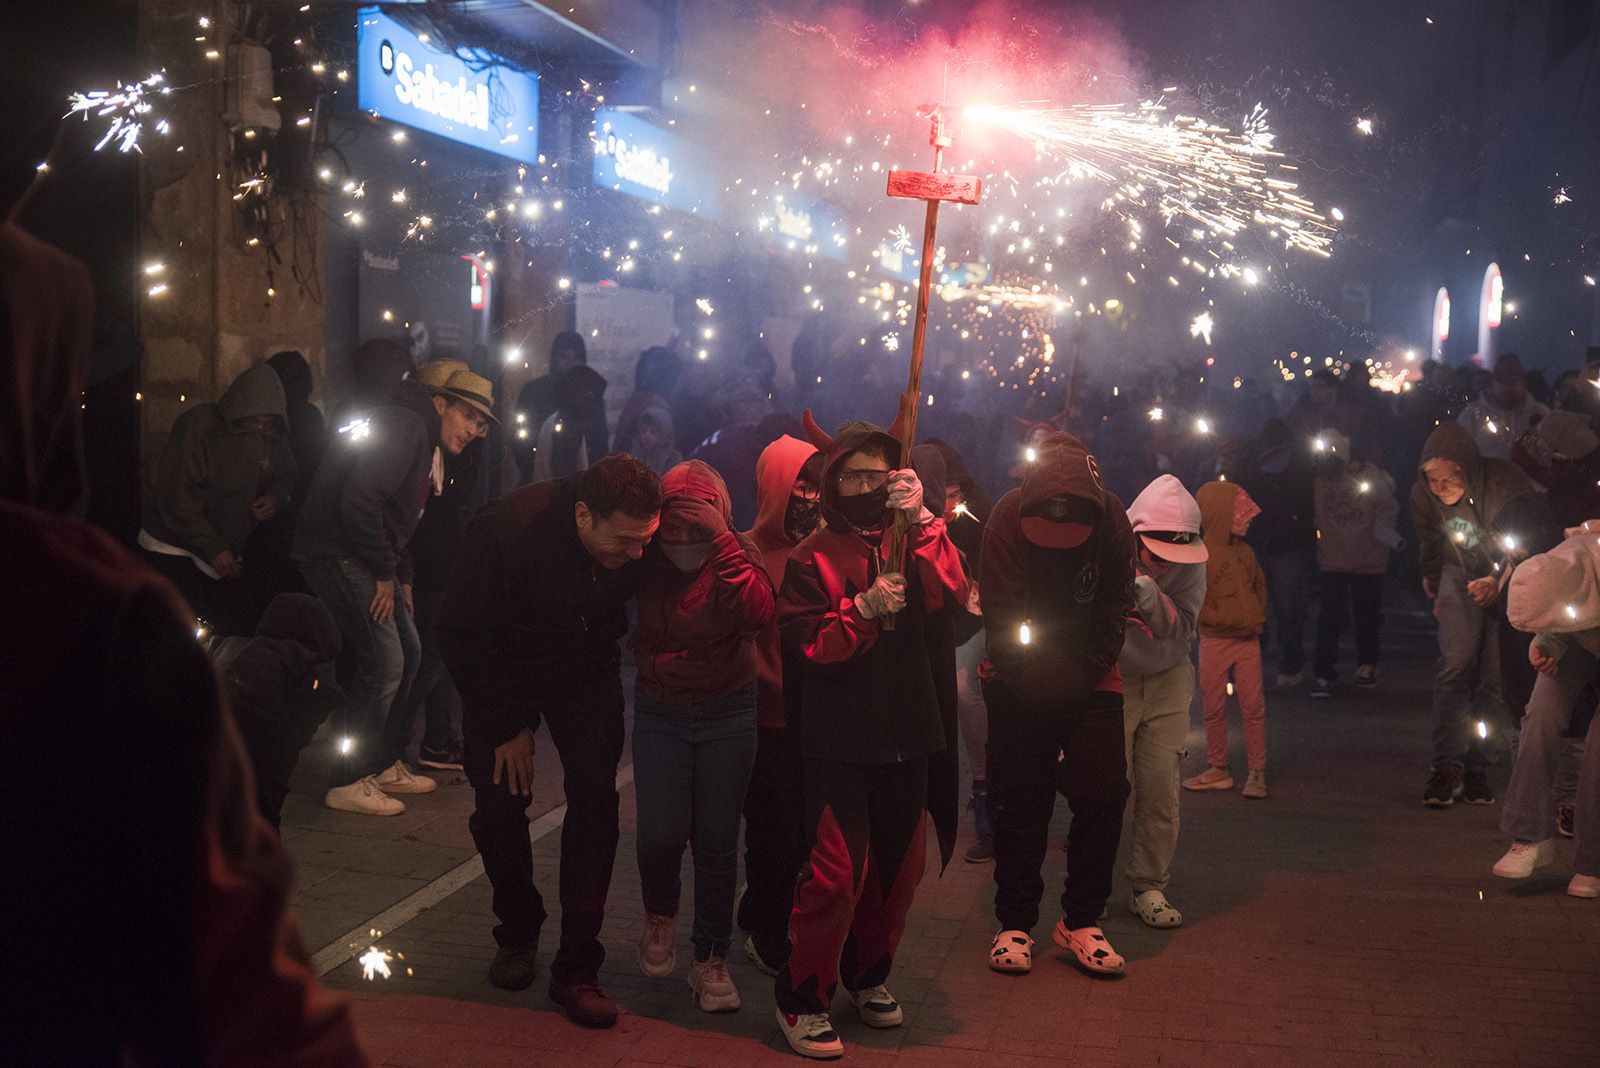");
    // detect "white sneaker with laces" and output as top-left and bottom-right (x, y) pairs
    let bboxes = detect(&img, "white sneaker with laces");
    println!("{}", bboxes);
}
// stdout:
(324, 776), (405, 816)
(775, 1008), (844, 1059)
(1492, 839), (1554, 879)
(638, 913), (676, 977)
(848, 984), (903, 1027)
(688, 955), (740, 1012)
(373, 760), (437, 794)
